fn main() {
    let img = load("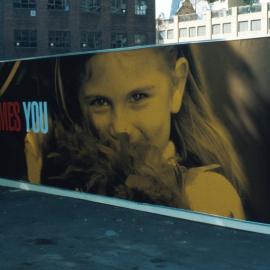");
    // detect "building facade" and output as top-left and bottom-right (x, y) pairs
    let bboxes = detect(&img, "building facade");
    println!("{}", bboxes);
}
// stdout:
(157, 0), (270, 43)
(0, 0), (155, 60)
